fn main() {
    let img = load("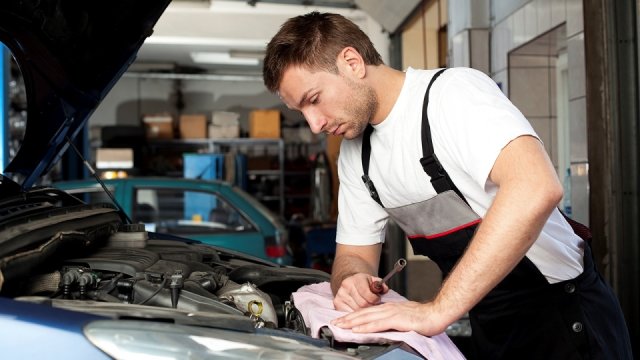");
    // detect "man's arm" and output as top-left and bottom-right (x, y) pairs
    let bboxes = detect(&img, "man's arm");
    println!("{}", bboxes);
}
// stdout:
(331, 243), (384, 312)
(332, 135), (563, 334)
(428, 135), (563, 327)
